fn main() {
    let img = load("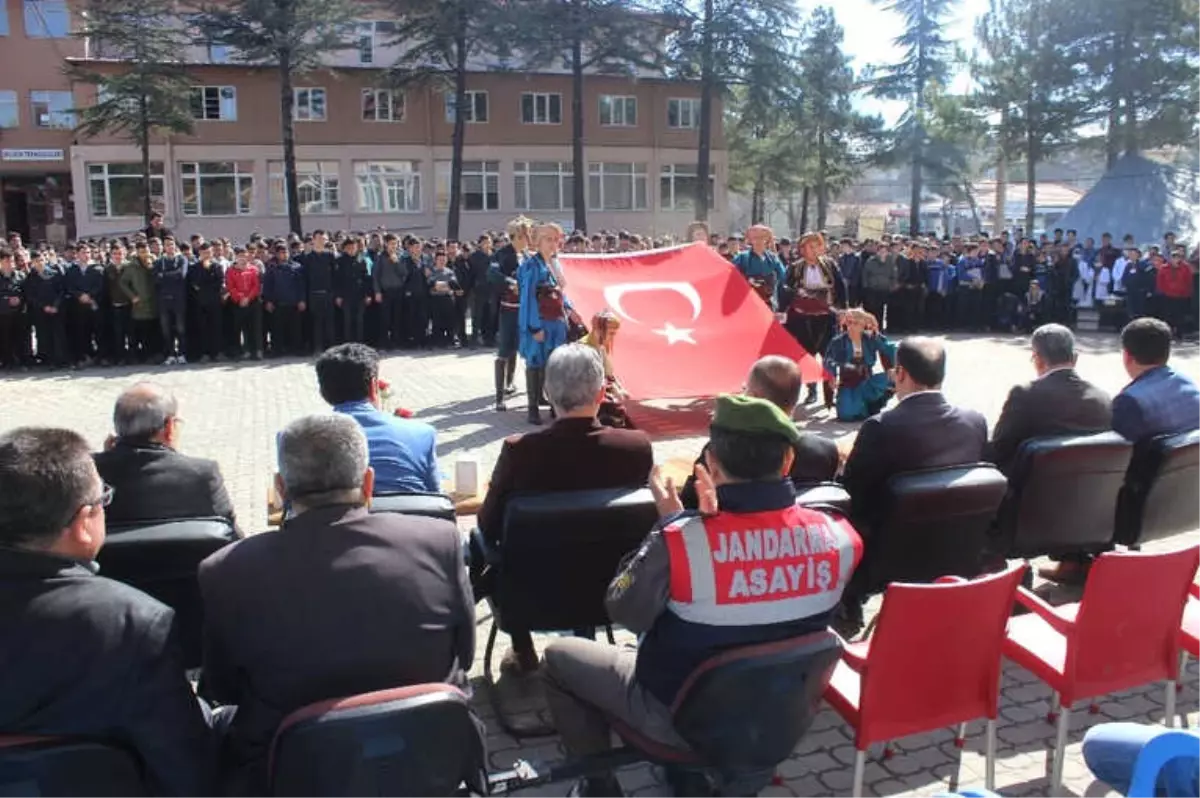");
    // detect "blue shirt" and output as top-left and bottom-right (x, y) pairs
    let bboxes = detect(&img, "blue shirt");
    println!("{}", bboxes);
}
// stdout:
(333, 400), (440, 494)
(1112, 366), (1200, 442)
(732, 249), (787, 306)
